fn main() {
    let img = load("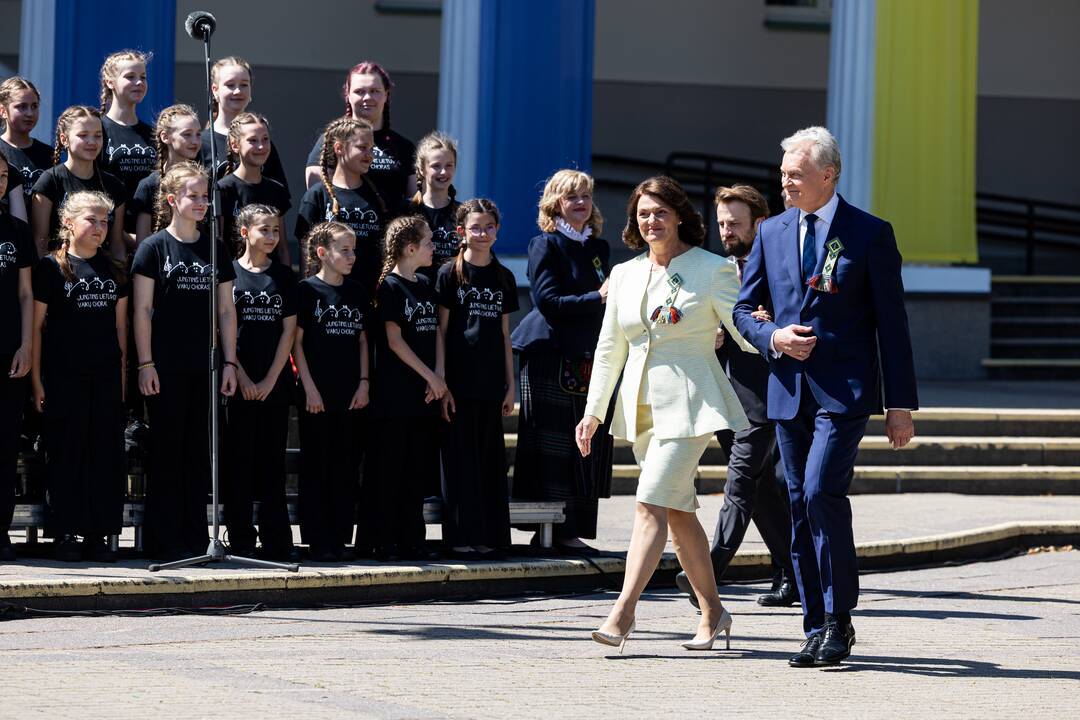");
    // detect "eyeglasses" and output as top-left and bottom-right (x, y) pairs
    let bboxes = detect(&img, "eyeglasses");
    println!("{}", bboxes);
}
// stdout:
(465, 225), (498, 237)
